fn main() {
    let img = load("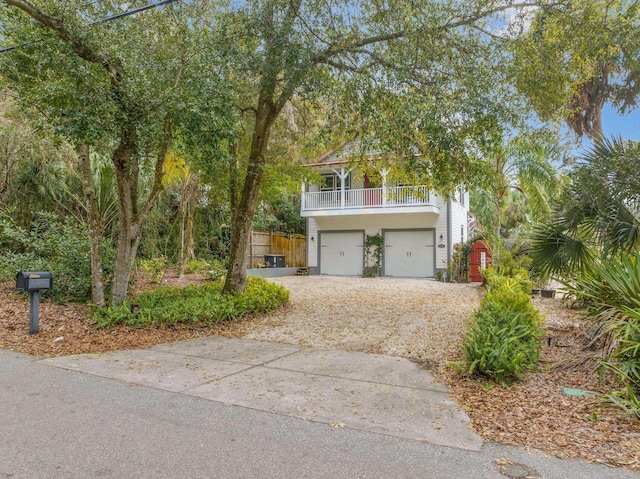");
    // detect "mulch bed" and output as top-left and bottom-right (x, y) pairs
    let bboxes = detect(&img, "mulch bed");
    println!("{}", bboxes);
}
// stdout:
(440, 297), (640, 470)
(0, 273), (232, 357)
(0, 275), (638, 471)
